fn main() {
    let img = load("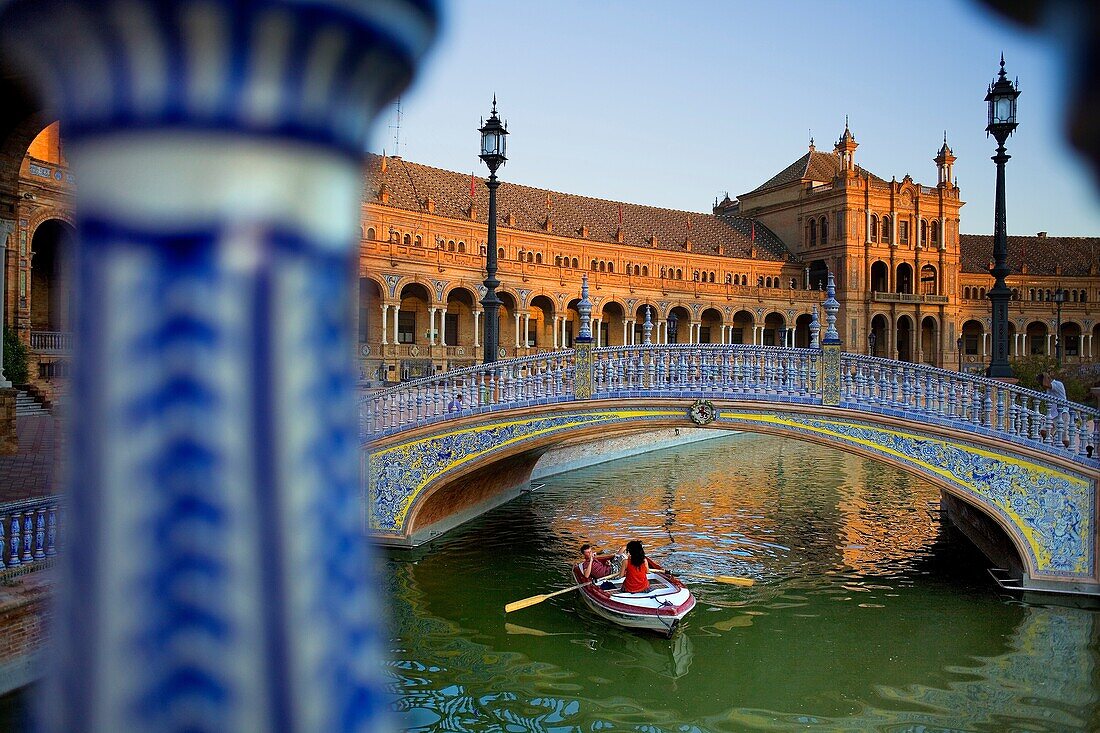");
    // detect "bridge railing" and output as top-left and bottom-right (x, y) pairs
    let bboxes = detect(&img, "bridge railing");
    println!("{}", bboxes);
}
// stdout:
(841, 354), (1099, 459)
(592, 344), (820, 402)
(361, 349), (576, 435)
(362, 344), (1099, 463)
(0, 495), (62, 574)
